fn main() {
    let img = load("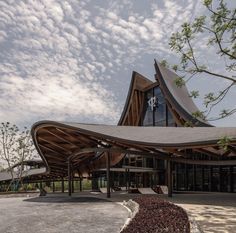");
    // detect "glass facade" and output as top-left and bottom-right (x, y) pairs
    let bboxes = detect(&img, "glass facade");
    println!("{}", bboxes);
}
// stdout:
(143, 89), (154, 126)
(142, 86), (175, 127)
(141, 85), (235, 193)
(118, 85), (236, 193)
